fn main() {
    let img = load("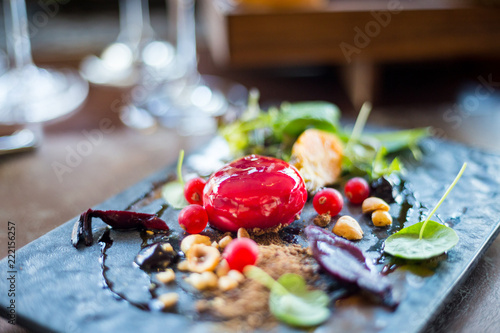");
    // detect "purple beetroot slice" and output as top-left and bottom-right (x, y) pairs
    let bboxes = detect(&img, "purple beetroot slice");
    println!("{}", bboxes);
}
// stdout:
(305, 225), (398, 308)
